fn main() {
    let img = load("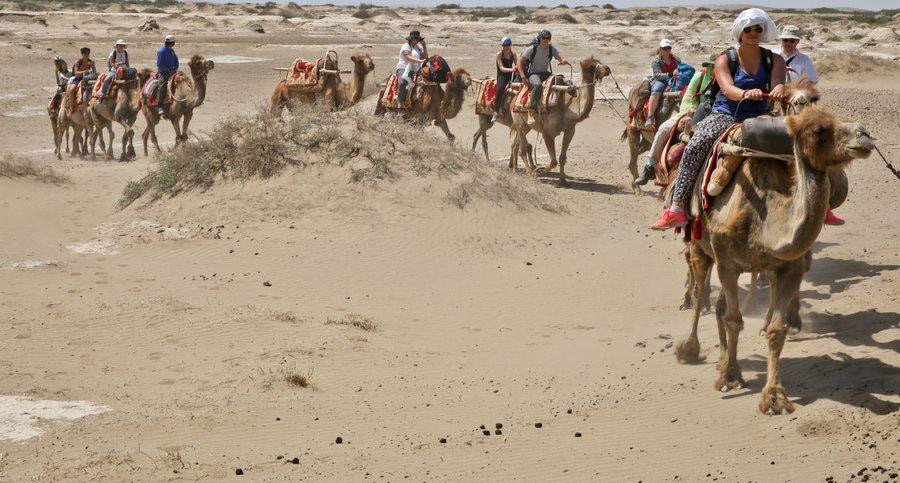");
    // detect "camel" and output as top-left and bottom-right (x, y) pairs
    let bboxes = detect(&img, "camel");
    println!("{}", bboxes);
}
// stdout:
(55, 84), (100, 160)
(621, 81), (682, 193)
(374, 68), (472, 142)
(472, 62), (611, 163)
(89, 69), (151, 161)
(322, 53), (376, 109)
(48, 100), (71, 155)
(509, 57), (610, 185)
(141, 54), (215, 155)
(672, 104), (874, 415)
(270, 54), (340, 115)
